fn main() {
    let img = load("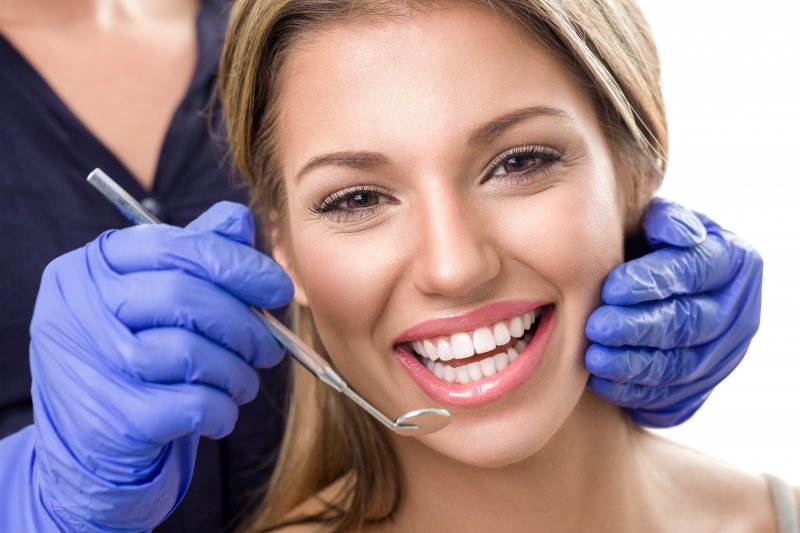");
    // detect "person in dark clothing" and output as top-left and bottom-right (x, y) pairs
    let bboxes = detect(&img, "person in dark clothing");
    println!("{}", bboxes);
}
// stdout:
(0, 1), (285, 529)
(0, 0), (764, 531)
